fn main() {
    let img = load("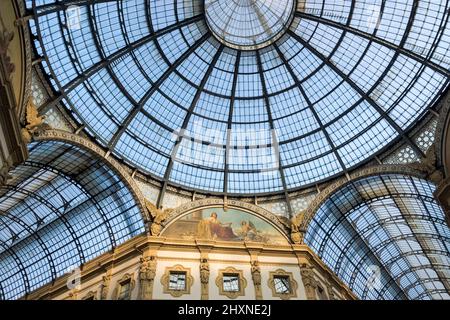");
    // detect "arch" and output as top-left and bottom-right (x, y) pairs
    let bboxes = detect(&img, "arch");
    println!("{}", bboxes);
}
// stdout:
(0, 136), (148, 299)
(300, 165), (427, 230)
(161, 198), (291, 243)
(33, 129), (149, 224)
(434, 89), (450, 177)
(304, 172), (450, 300)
